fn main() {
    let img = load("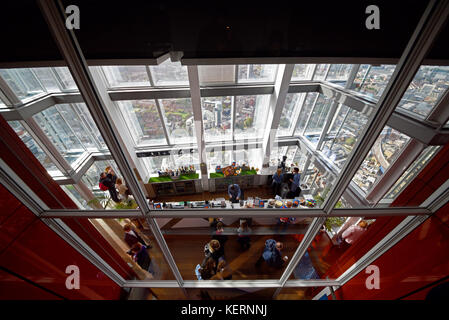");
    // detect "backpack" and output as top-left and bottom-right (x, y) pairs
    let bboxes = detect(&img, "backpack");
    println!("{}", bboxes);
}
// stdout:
(99, 182), (108, 191)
